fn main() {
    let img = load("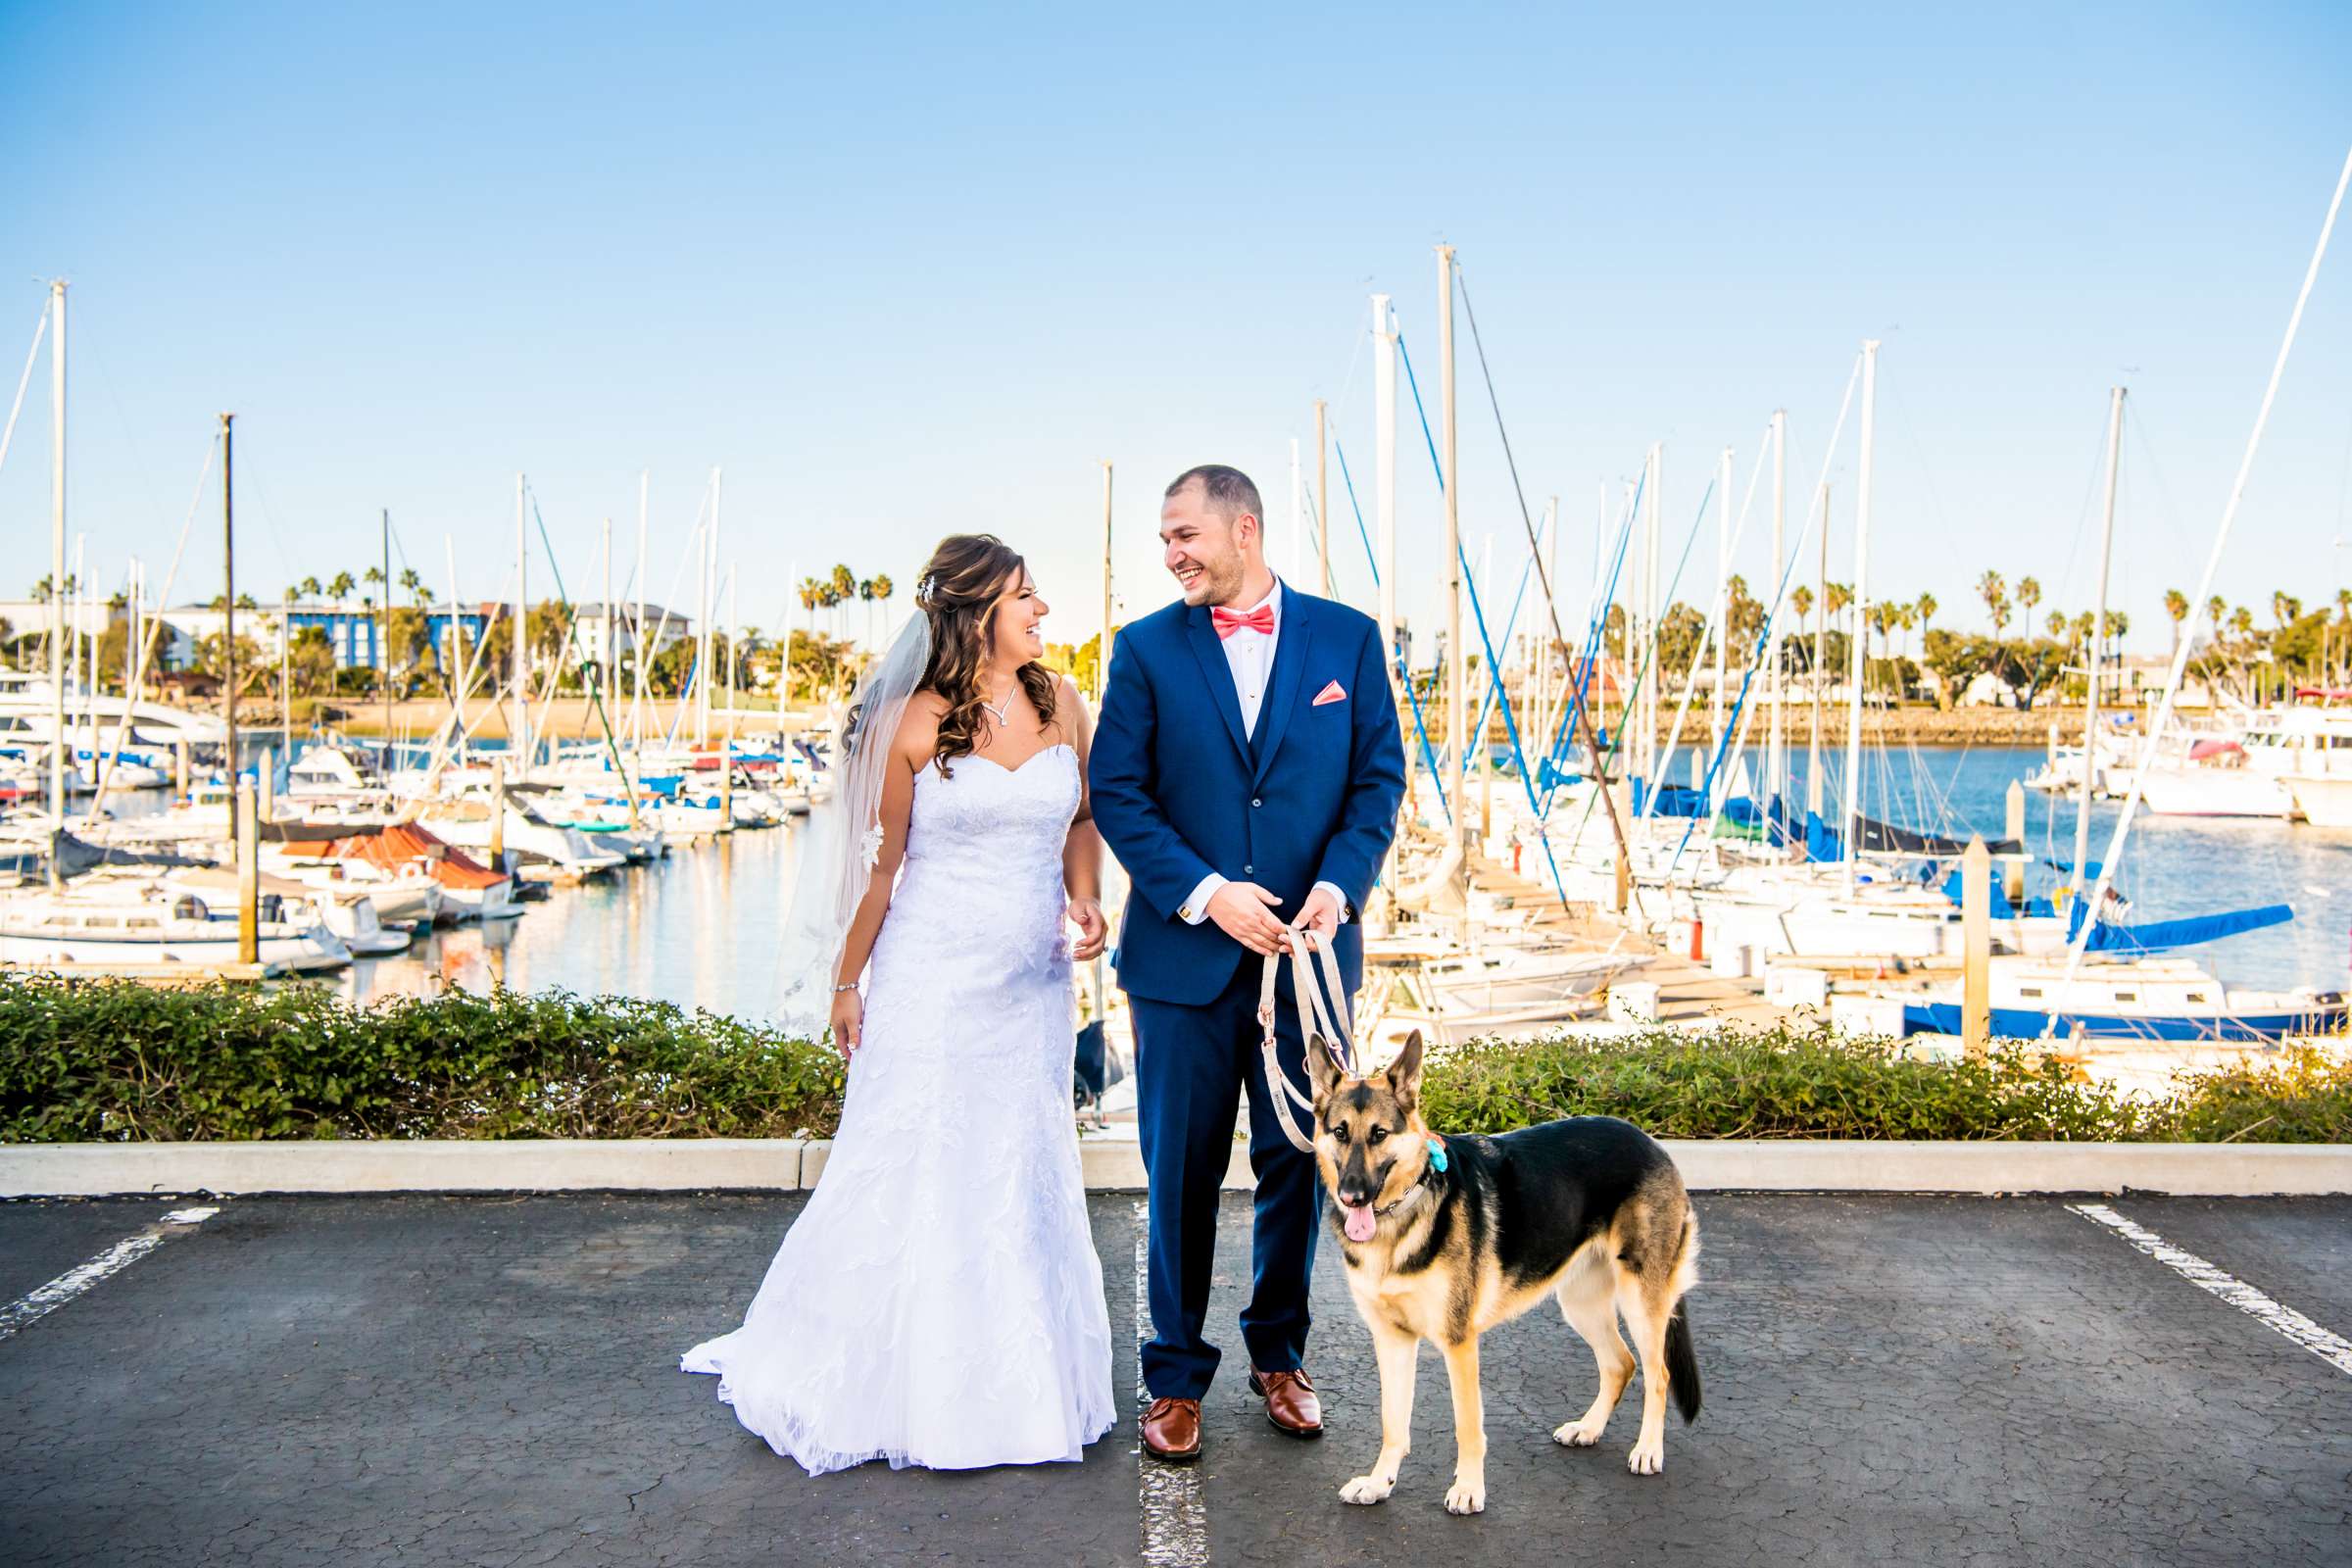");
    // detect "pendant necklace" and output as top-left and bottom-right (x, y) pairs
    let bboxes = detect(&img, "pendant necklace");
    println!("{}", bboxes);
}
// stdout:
(979, 685), (1015, 727)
